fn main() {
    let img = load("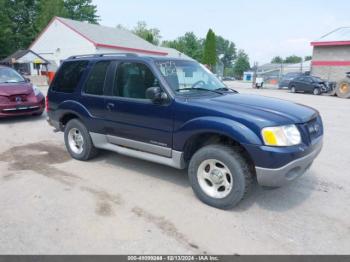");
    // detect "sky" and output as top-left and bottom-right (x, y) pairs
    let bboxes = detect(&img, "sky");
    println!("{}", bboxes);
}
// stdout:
(92, 0), (350, 64)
